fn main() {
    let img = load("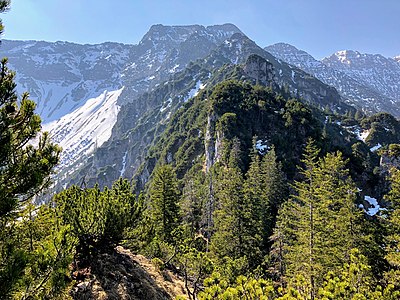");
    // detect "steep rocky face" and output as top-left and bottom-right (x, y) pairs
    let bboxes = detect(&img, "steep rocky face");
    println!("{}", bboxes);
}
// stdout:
(207, 34), (344, 110)
(243, 54), (275, 85)
(266, 43), (400, 116)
